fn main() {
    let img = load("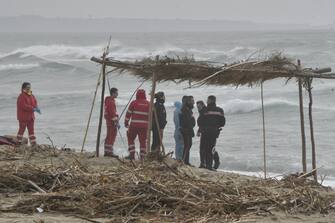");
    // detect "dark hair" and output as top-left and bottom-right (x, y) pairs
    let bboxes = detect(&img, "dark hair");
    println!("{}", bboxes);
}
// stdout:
(155, 91), (164, 99)
(22, 82), (31, 90)
(208, 95), (216, 103)
(196, 100), (205, 106)
(110, 87), (118, 95)
(182, 95), (188, 105)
